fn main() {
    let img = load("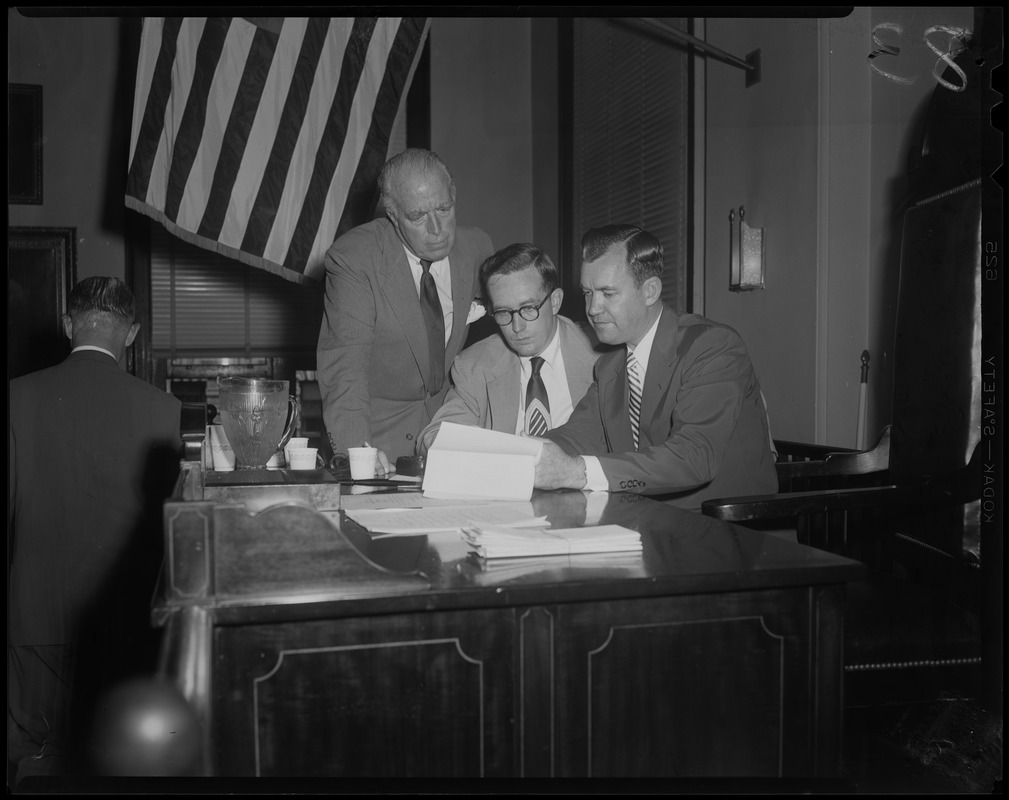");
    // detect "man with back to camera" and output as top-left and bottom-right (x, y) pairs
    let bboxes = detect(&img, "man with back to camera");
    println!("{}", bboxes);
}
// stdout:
(316, 148), (494, 474)
(418, 243), (601, 453)
(534, 224), (778, 509)
(8, 276), (183, 783)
